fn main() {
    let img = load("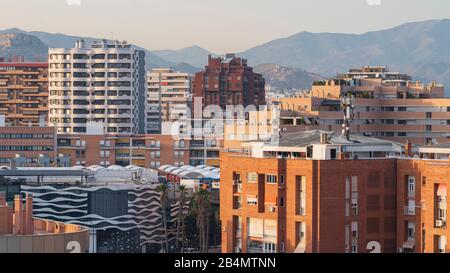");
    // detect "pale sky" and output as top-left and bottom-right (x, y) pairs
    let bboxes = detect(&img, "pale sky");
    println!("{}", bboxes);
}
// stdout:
(0, 0), (449, 53)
